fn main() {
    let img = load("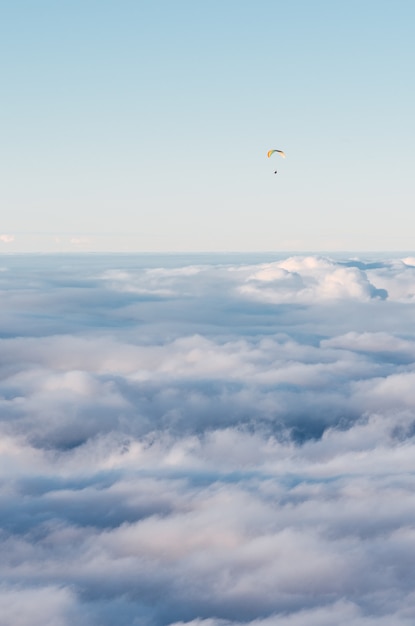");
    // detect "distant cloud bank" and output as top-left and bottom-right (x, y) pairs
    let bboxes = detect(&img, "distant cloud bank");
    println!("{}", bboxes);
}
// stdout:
(0, 234), (14, 243)
(1, 253), (415, 626)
